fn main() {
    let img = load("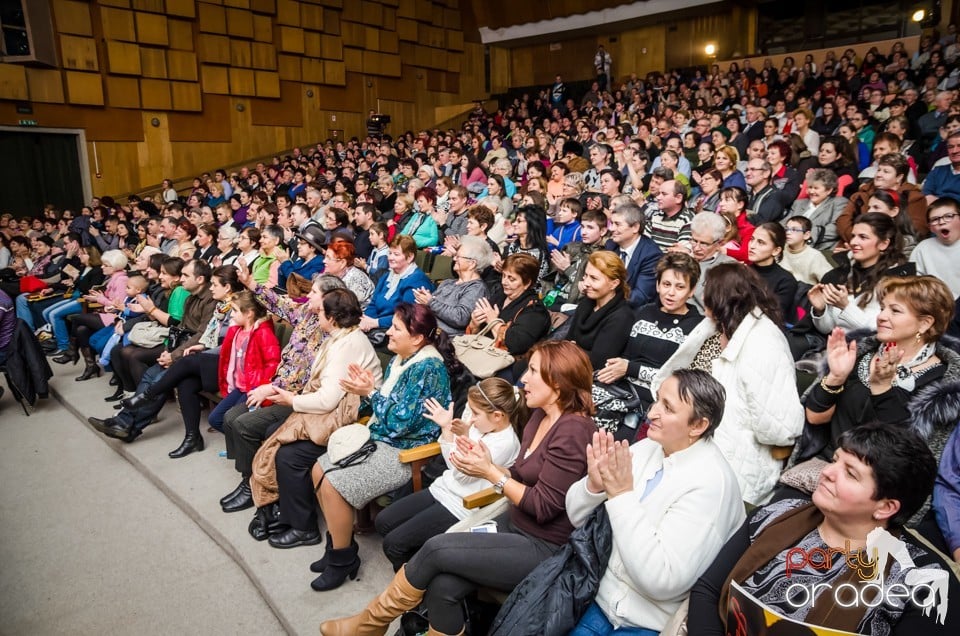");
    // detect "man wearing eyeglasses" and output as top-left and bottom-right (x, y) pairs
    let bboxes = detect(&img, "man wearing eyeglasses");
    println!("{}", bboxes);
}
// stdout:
(923, 131), (960, 203)
(745, 159), (792, 224)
